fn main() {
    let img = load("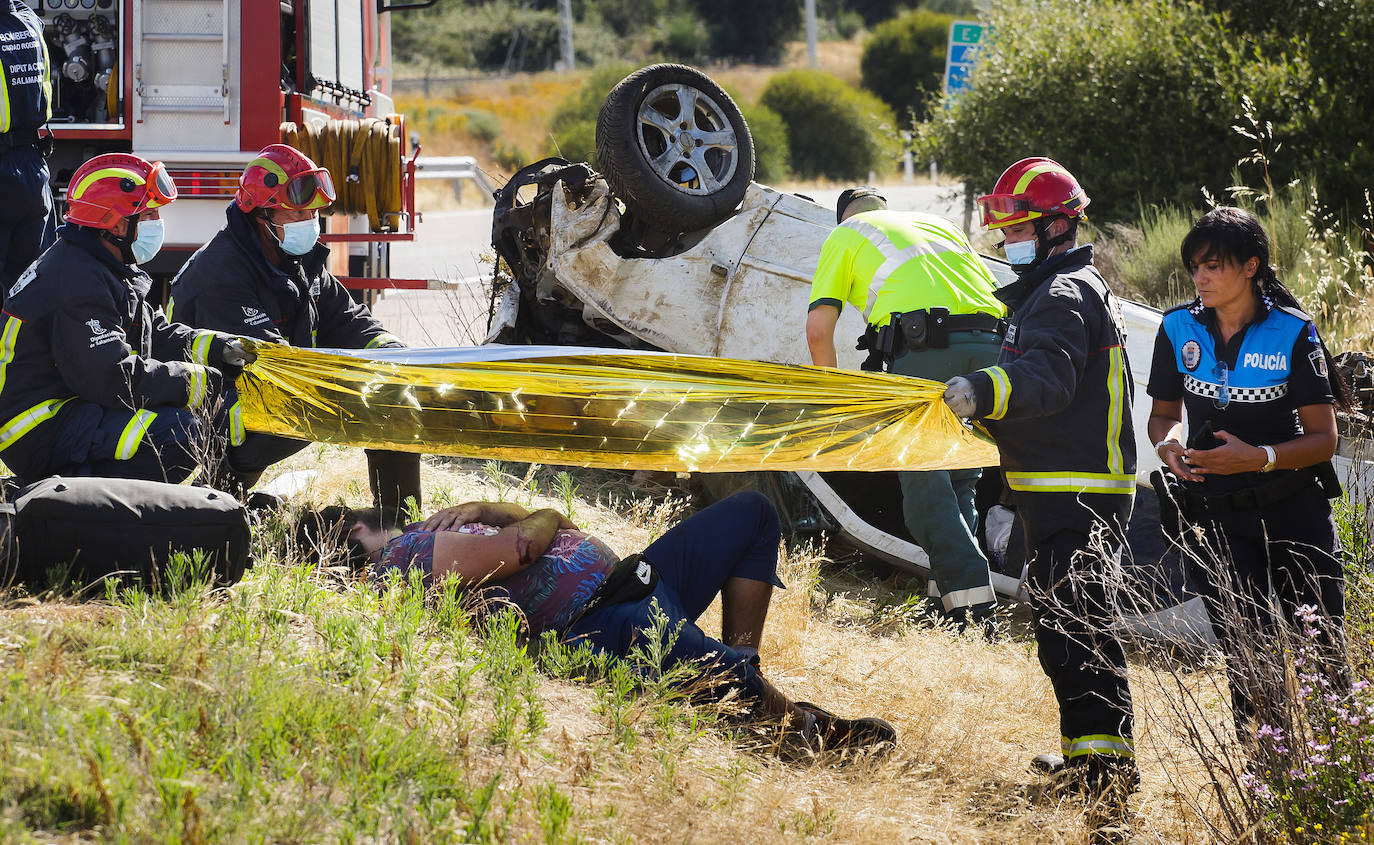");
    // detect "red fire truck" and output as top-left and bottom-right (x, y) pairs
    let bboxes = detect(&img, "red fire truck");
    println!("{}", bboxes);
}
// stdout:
(31, 0), (430, 289)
